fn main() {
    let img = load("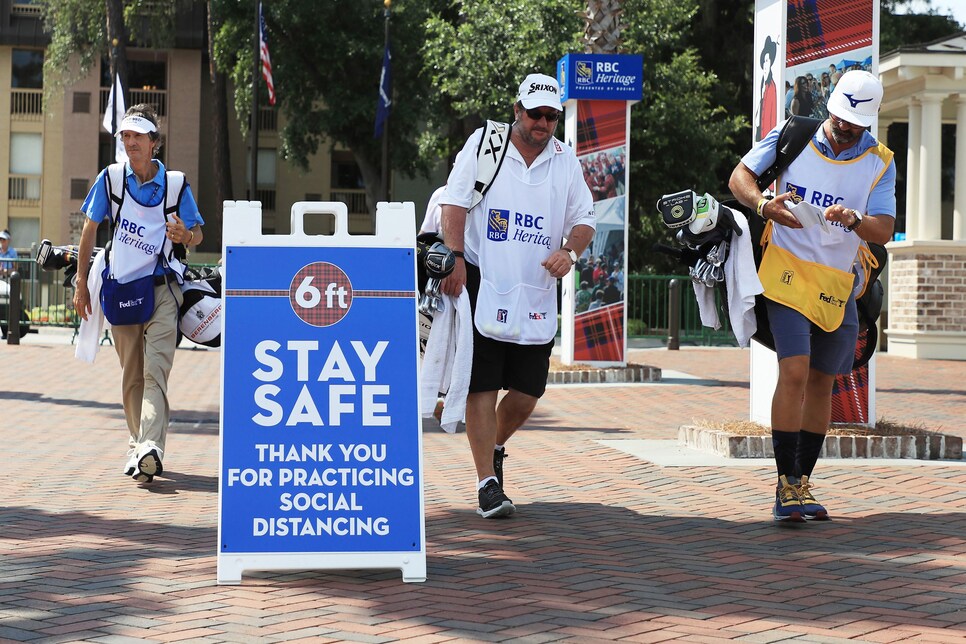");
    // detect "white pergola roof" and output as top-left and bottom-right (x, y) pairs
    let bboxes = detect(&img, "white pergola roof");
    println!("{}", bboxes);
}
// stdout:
(879, 32), (966, 119)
